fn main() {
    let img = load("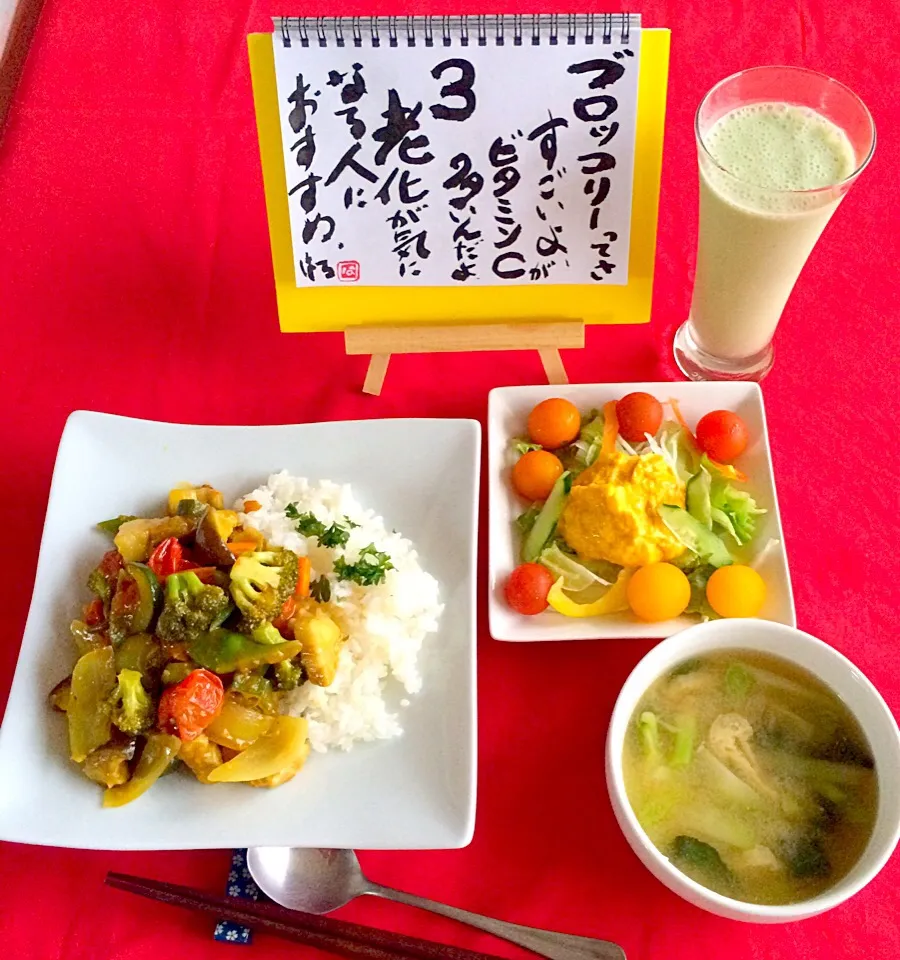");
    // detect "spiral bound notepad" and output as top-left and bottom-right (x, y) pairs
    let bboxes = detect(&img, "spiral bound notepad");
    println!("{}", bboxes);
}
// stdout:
(271, 14), (642, 288)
